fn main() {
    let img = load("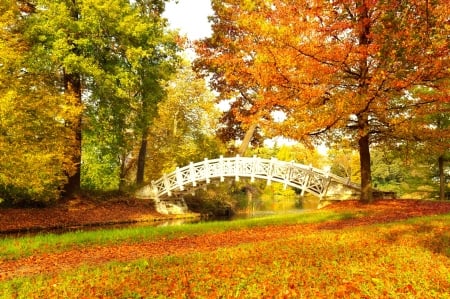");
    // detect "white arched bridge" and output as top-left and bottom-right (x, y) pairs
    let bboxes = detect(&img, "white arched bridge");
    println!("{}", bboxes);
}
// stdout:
(136, 155), (360, 213)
